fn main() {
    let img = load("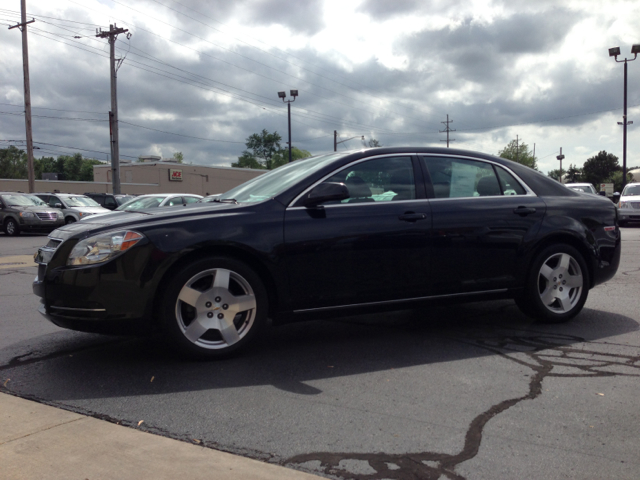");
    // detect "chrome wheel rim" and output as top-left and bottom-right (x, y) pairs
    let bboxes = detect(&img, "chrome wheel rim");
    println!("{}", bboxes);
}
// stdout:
(6, 221), (15, 235)
(537, 253), (583, 314)
(175, 268), (257, 350)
